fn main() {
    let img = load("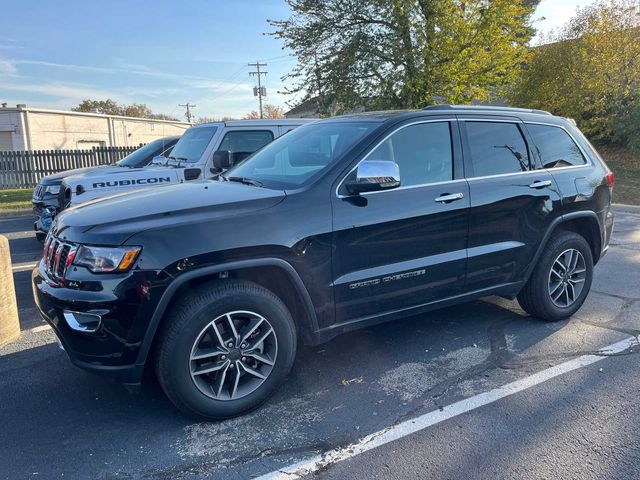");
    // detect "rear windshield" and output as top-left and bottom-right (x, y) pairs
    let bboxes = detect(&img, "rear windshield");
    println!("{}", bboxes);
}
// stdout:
(168, 126), (218, 163)
(224, 121), (378, 189)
